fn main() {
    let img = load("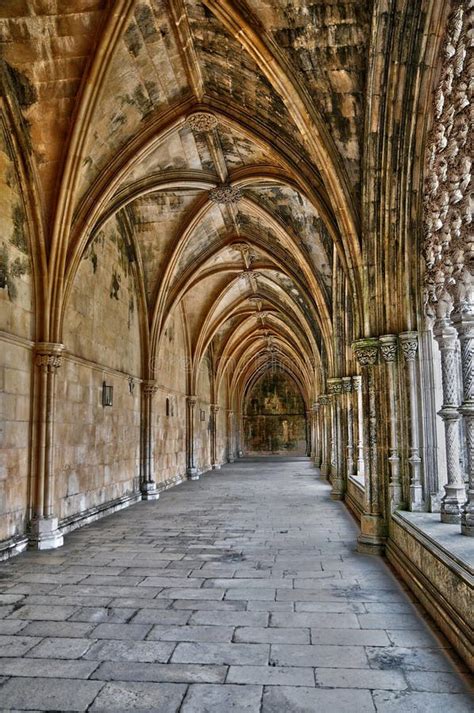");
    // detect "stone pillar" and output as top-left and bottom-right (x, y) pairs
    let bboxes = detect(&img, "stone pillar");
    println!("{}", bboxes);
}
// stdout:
(29, 342), (64, 550)
(237, 411), (243, 458)
(352, 375), (365, 478)
(141, 380), (160, 500)
(342, 378), (354, 481)
(452, 305), (474, 536)
(327, 378), (344, 500)
(319, 395), (330, 476)
(352, 338), (385, 554)
(399, 332), (424, 510)
(311, 402), (321, 467)
(379, 335), (403, 509)
(186, 395), (198, 479)
(211, 404), (221, 470)
(227, 409), (235, 463)
(433, 318), (466, 522)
